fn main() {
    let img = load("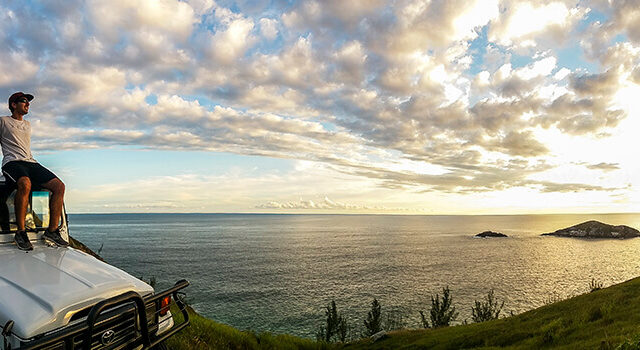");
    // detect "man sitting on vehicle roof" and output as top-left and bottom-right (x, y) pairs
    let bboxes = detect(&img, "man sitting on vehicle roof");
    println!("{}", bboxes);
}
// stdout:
(2, 92), (68, 251)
